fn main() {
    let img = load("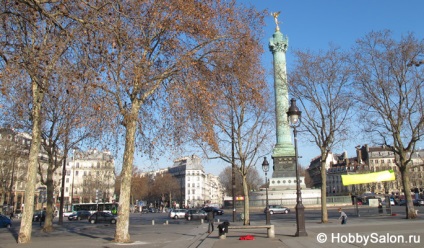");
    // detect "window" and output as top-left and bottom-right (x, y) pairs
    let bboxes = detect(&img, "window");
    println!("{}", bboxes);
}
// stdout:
(66, 178), (69, 183)
(76, 163), (80, 168)
(65, 187), (68, 192)
(75, 171), (79, 176)
(97, 162), (100, 168)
